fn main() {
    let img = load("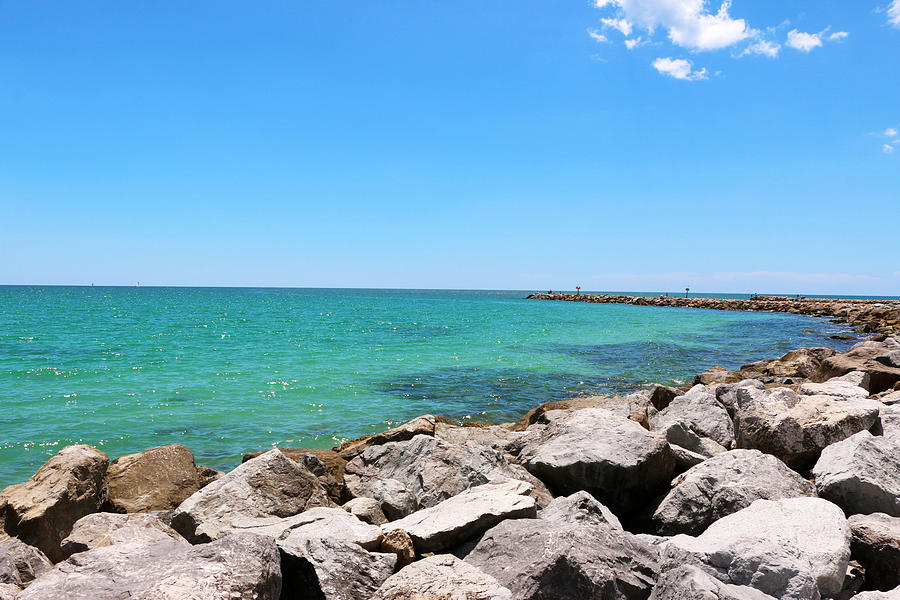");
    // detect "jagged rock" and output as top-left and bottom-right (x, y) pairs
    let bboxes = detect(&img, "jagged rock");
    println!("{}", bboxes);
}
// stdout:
(650, 384), (681, 411)
(662, 422), (728, 461)
(800, 372), (869, 399)
(170, 449), (333, 543)
(0, 535), (52, 588)
(104, 444), (204, 513)
(228, 507), (382, 551)
(434, 423), (525, 453)
(516, 407), (675, 515)
(540, 490), (623, 530)
(344, 435), (551, 519)
(335, 415), (443, 460)
(852, 588), (900, 599)
(660, 497), (850, 600)
(382, 479), (536, 554)
(694, 367), (743, 386)
(650, 385), (735, 449)
(816, 345), (900, 394)
(18, 533), (282, 600)
(60, 512), (187, 557)
(0, 445), (108, 562)
(343, 497), (387, 525)
(837, 561), (866, 600)
(715, 379), (767, 417)
(196, 466), (224, 487)
(756, 347), (837, 380)
(812, 430), (900, 516)
(279, 536), (395, 600)
(0, 583), (21, 600)
(466, 516), (657, 599)
(650, 565), (777, 599)
(372, 554), (512, 600)
(379, 529), (415, 569)
(653, 449), (816, 536)
(510, 394), (648, 431)
(731, 387), (881, 469)
(242, 448), (347, 503)
(669, 444), (708, 470)
(876, 350), (900, 368)
(848, 513), (900, 591)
